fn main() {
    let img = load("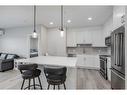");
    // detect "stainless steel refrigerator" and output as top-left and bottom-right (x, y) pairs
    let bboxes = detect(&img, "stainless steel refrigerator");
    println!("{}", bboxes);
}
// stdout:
(111, 25), (125, 89)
